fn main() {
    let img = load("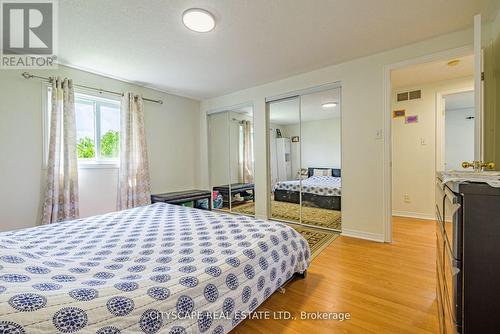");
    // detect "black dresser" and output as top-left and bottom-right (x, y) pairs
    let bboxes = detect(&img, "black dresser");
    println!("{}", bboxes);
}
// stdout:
(435, 176), (500, 334)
